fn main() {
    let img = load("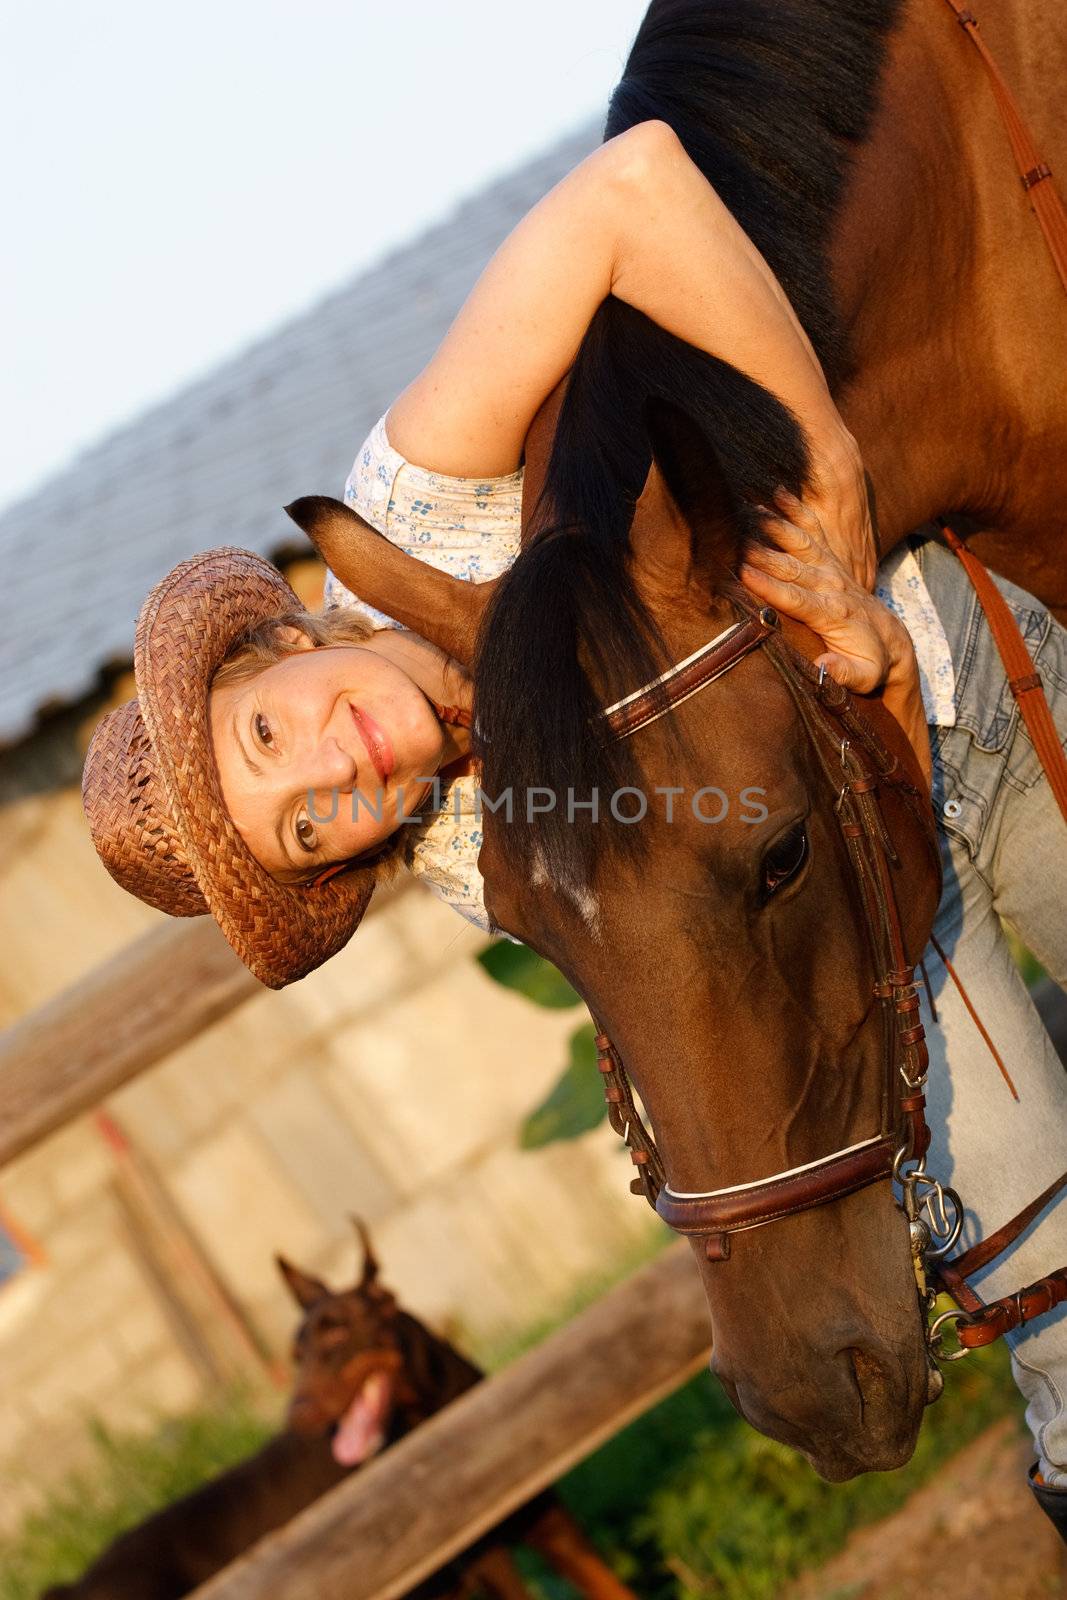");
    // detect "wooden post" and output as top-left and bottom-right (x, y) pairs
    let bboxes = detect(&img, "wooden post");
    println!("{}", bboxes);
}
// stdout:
(192, 1243), (712, 1600)
(97, 1111), (286, 1391)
